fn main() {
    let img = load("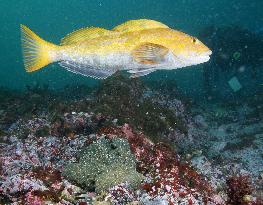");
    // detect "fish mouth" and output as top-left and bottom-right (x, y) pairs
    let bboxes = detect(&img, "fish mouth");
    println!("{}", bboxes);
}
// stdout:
(173, 50), (212, 67)
(204, 50), (212, 56)
(197, 55), (210, 62)
(194, 50), (212, 63)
